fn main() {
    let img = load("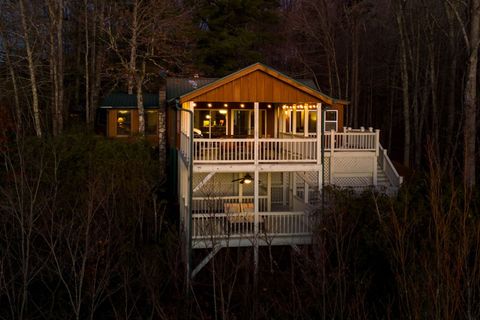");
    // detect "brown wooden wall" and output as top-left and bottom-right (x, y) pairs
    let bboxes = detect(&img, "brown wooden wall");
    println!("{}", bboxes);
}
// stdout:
(190, 70), (321, 103)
